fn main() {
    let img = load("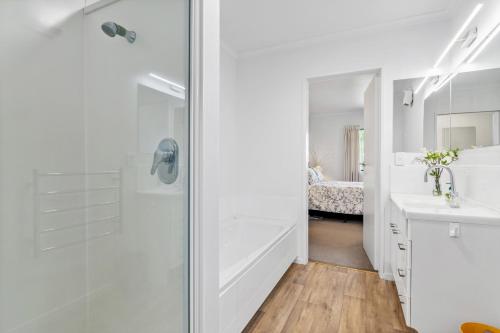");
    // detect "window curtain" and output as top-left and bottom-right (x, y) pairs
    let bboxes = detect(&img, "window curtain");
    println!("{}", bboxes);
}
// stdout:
(344, 125), (360, 182)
